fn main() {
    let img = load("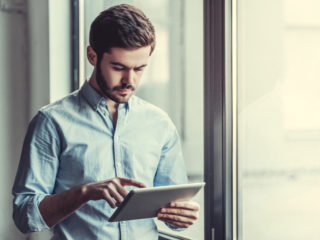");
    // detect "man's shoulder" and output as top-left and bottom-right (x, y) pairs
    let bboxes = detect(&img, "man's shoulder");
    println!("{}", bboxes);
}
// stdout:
(130, 95), (177, 133)
(130, 95), (170, 119)
(38, 89), (82, 119)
